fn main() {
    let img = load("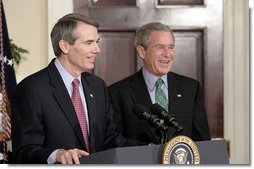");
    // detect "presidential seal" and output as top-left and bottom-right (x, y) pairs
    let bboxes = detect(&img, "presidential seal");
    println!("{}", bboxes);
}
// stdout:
(162, 135), (200, 164)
